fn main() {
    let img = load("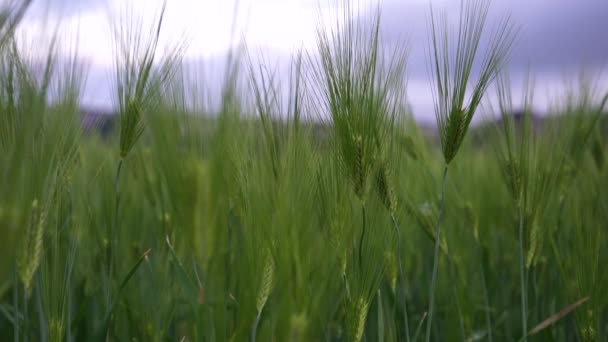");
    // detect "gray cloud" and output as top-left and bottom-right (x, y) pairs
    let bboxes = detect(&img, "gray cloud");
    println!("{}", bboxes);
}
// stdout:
(508, 1), (608, 70)
(373, 0), (608, 76)
(34, 0), (608, 119)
